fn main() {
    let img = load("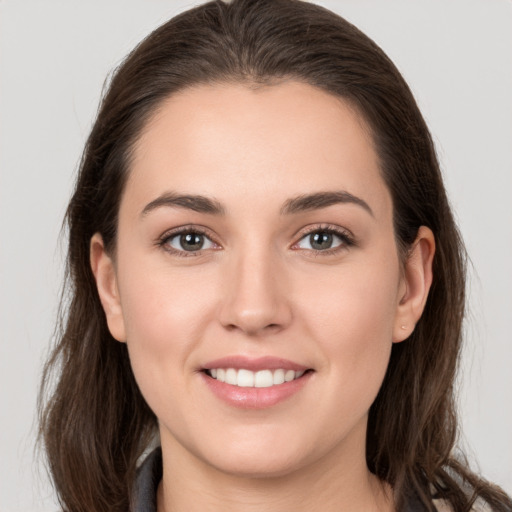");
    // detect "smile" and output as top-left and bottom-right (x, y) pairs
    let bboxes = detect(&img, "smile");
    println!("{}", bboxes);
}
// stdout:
(201, 356), (313, 408)
(206, 368), (306, 388)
